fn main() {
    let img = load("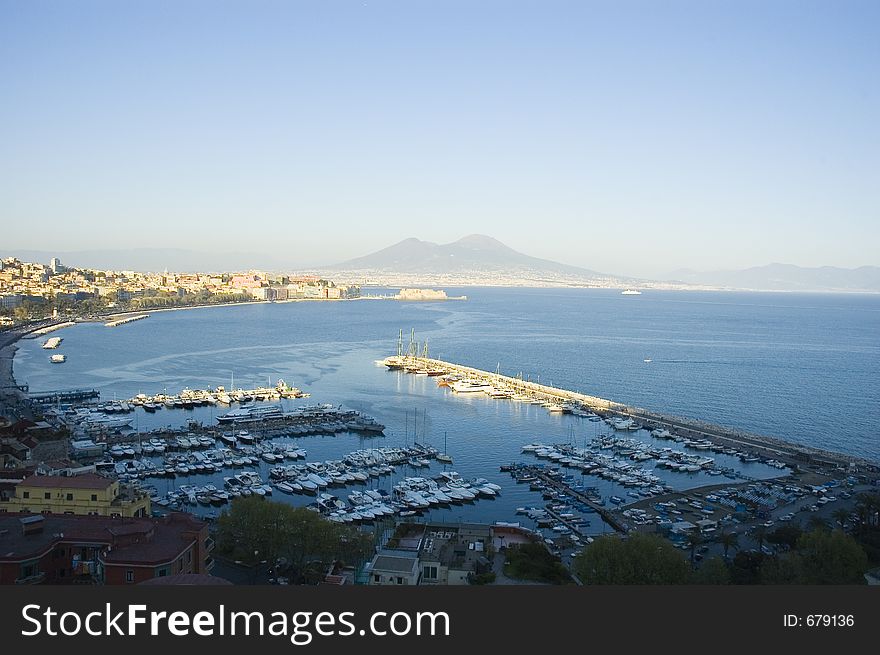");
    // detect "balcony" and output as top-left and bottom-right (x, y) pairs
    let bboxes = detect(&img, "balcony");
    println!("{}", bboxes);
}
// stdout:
(205, 537), (215, 552)
(204, 557), (215, 571)
(15, 572), (46, 585)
